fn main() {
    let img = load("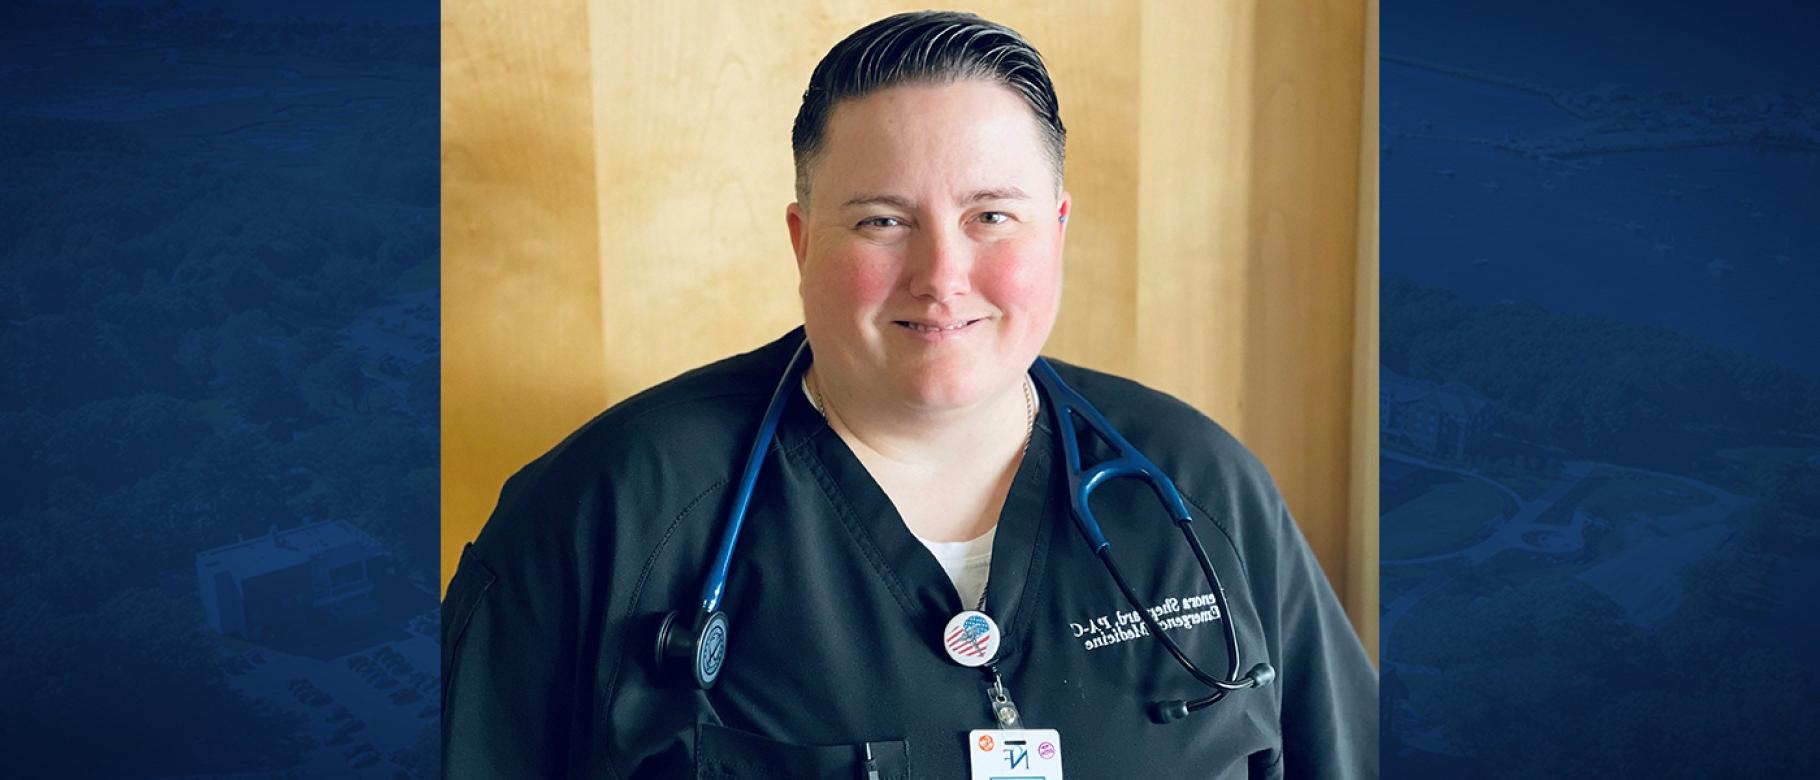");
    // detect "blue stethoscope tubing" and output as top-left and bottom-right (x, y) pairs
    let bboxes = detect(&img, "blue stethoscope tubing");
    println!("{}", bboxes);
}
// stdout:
(668, 338), (1274, 723)
(698, 340), (814, 615)
(1028, 357), (1274, 720)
